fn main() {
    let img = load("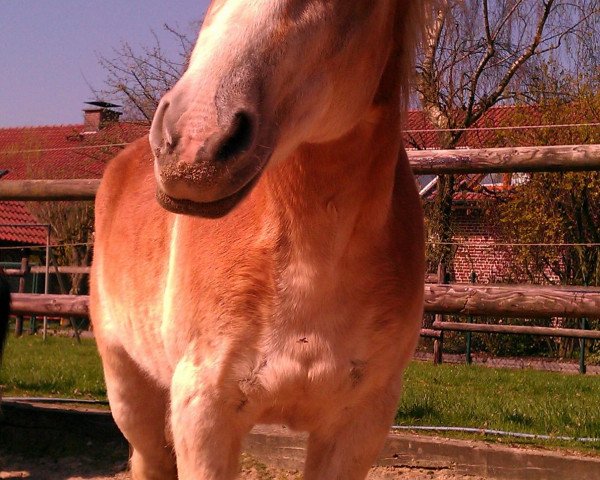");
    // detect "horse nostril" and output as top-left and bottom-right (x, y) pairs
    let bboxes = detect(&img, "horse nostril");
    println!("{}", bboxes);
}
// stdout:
(165, 131), (179, 154)
(150, 99), (176, 155)
(215, 111), (255, 162)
